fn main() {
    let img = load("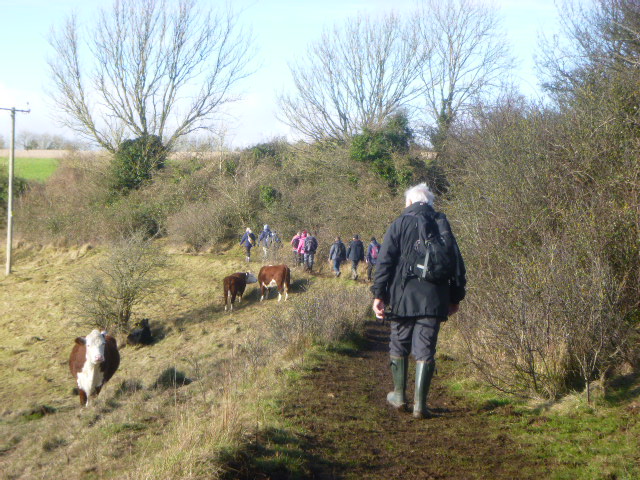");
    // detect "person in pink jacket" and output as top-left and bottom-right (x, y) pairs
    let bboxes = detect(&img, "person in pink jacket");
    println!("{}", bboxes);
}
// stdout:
(290, 231), (302, 266)
(296, 230), (308, 268)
